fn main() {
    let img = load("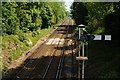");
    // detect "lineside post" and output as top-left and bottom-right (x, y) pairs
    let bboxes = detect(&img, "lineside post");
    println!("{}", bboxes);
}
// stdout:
(77, 24), (87, 80)
(76, 24), (111, 80)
